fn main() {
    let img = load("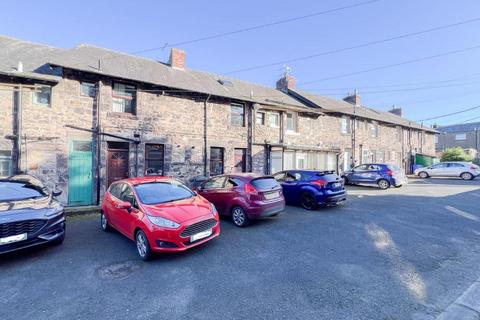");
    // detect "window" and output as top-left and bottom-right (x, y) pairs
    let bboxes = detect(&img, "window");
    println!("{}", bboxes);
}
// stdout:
(120, 185), (139, 208)
(33, 85), (51, 106)
(435, 135), (439, 144)
(233, 148), (246, 173)
(0, 151), (12, 177)
(108, 183), (124, 199)
(145, 144), (164, 175)
(230, 103), (245, 126)
(210, 147), (224, 175)
(395, 126), (402, 142)
(341, 116), (351, 134)
(256, 112), (265, 125)
(455, 133), (467, 141)
(112, 82), (136, 114)
(270, 150), (283, 174)
(286, 113), (297, 132)
(202, 177), (225, 190)
(81, 82), (96, 97)
(362, 149), (370, 164)
(268, 112), (280, 128)
(230, 104), (245, 127)
(374, 151), (385, 163)
(369, 121), (379, 137)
